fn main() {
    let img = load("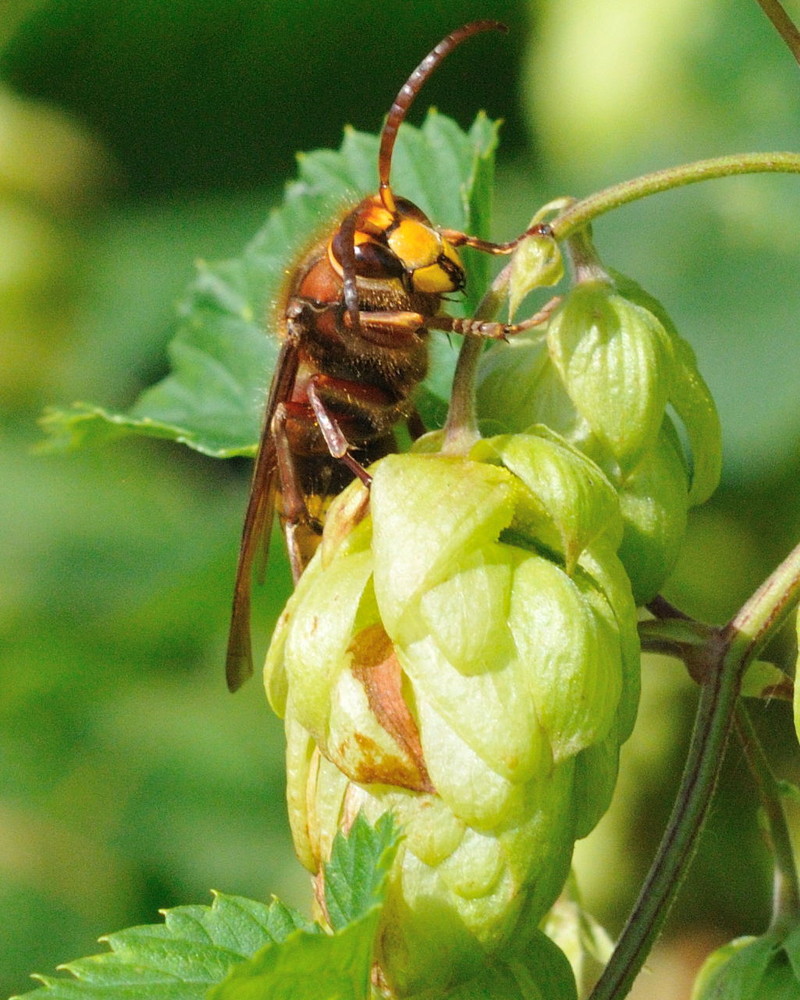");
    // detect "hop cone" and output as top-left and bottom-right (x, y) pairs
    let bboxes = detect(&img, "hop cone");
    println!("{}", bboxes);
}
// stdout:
(265, 431), (639, 997)
(477, 270), (722, 603)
